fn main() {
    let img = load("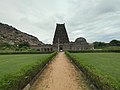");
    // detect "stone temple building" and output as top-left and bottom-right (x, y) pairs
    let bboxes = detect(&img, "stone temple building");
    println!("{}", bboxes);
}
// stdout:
(31, 23), (93, 52)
